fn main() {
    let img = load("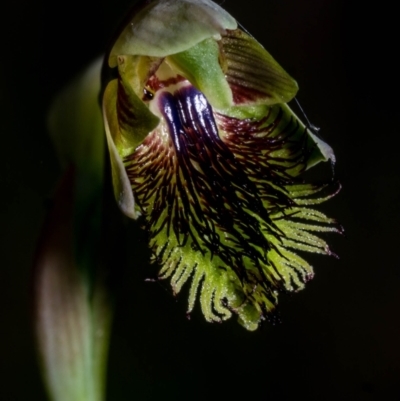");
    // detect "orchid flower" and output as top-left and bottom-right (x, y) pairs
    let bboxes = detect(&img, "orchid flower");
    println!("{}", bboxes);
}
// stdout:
(101, 0), (341, 330)
(34, 2), (342, 400)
